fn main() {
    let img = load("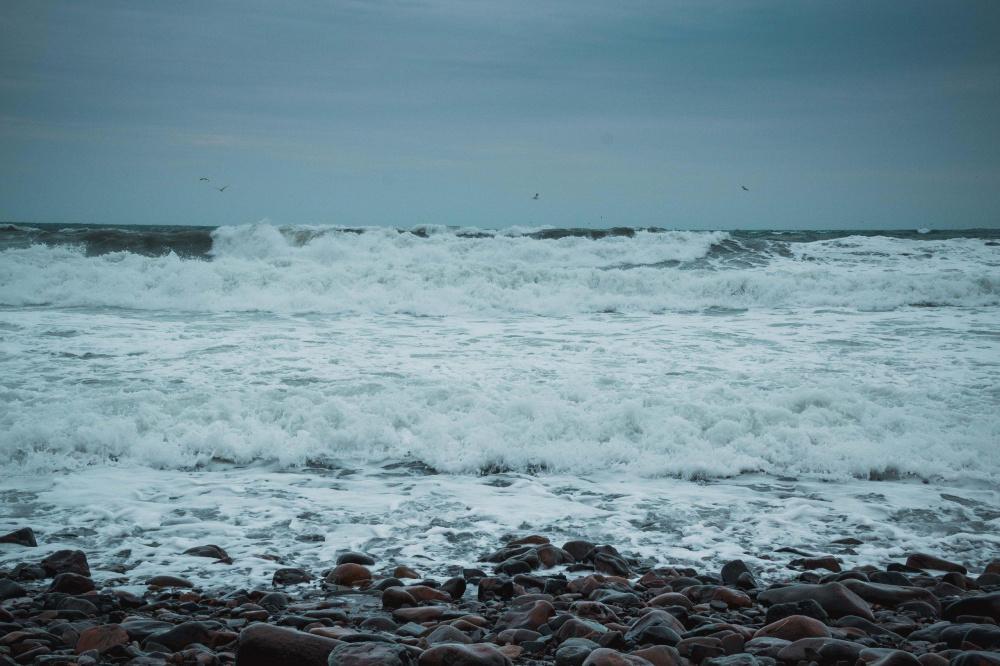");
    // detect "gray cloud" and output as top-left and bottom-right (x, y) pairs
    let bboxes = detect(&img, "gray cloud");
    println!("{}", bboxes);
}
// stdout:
(1, 0), (998, 228)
